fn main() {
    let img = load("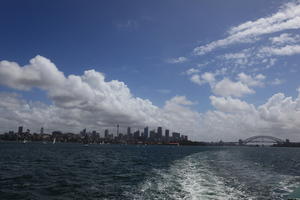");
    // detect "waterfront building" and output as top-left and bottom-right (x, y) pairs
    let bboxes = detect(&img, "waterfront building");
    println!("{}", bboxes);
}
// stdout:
(18, 126), (23, 134)
(133, 130), (140, 139)
(127, 127), (131, 136)
(144, 127), (149, 138)
(104, 129), (109, 138)
(165, 129), (169, 138)
(172, 132), (180, 141)
(157, 127), (162, 138)
(150, 130), (156, 139)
